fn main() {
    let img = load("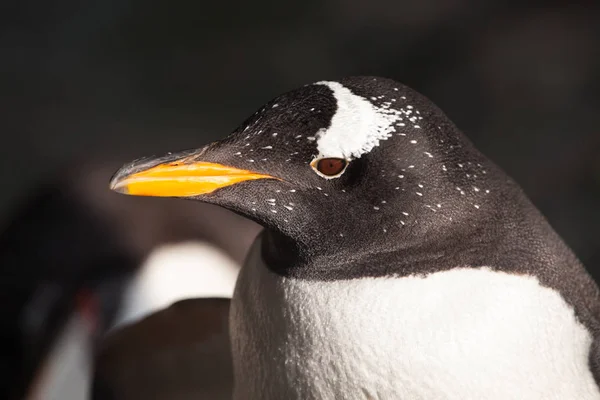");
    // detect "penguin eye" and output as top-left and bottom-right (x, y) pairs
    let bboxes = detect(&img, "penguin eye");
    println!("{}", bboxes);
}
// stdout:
(311, 158), (348, 178)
